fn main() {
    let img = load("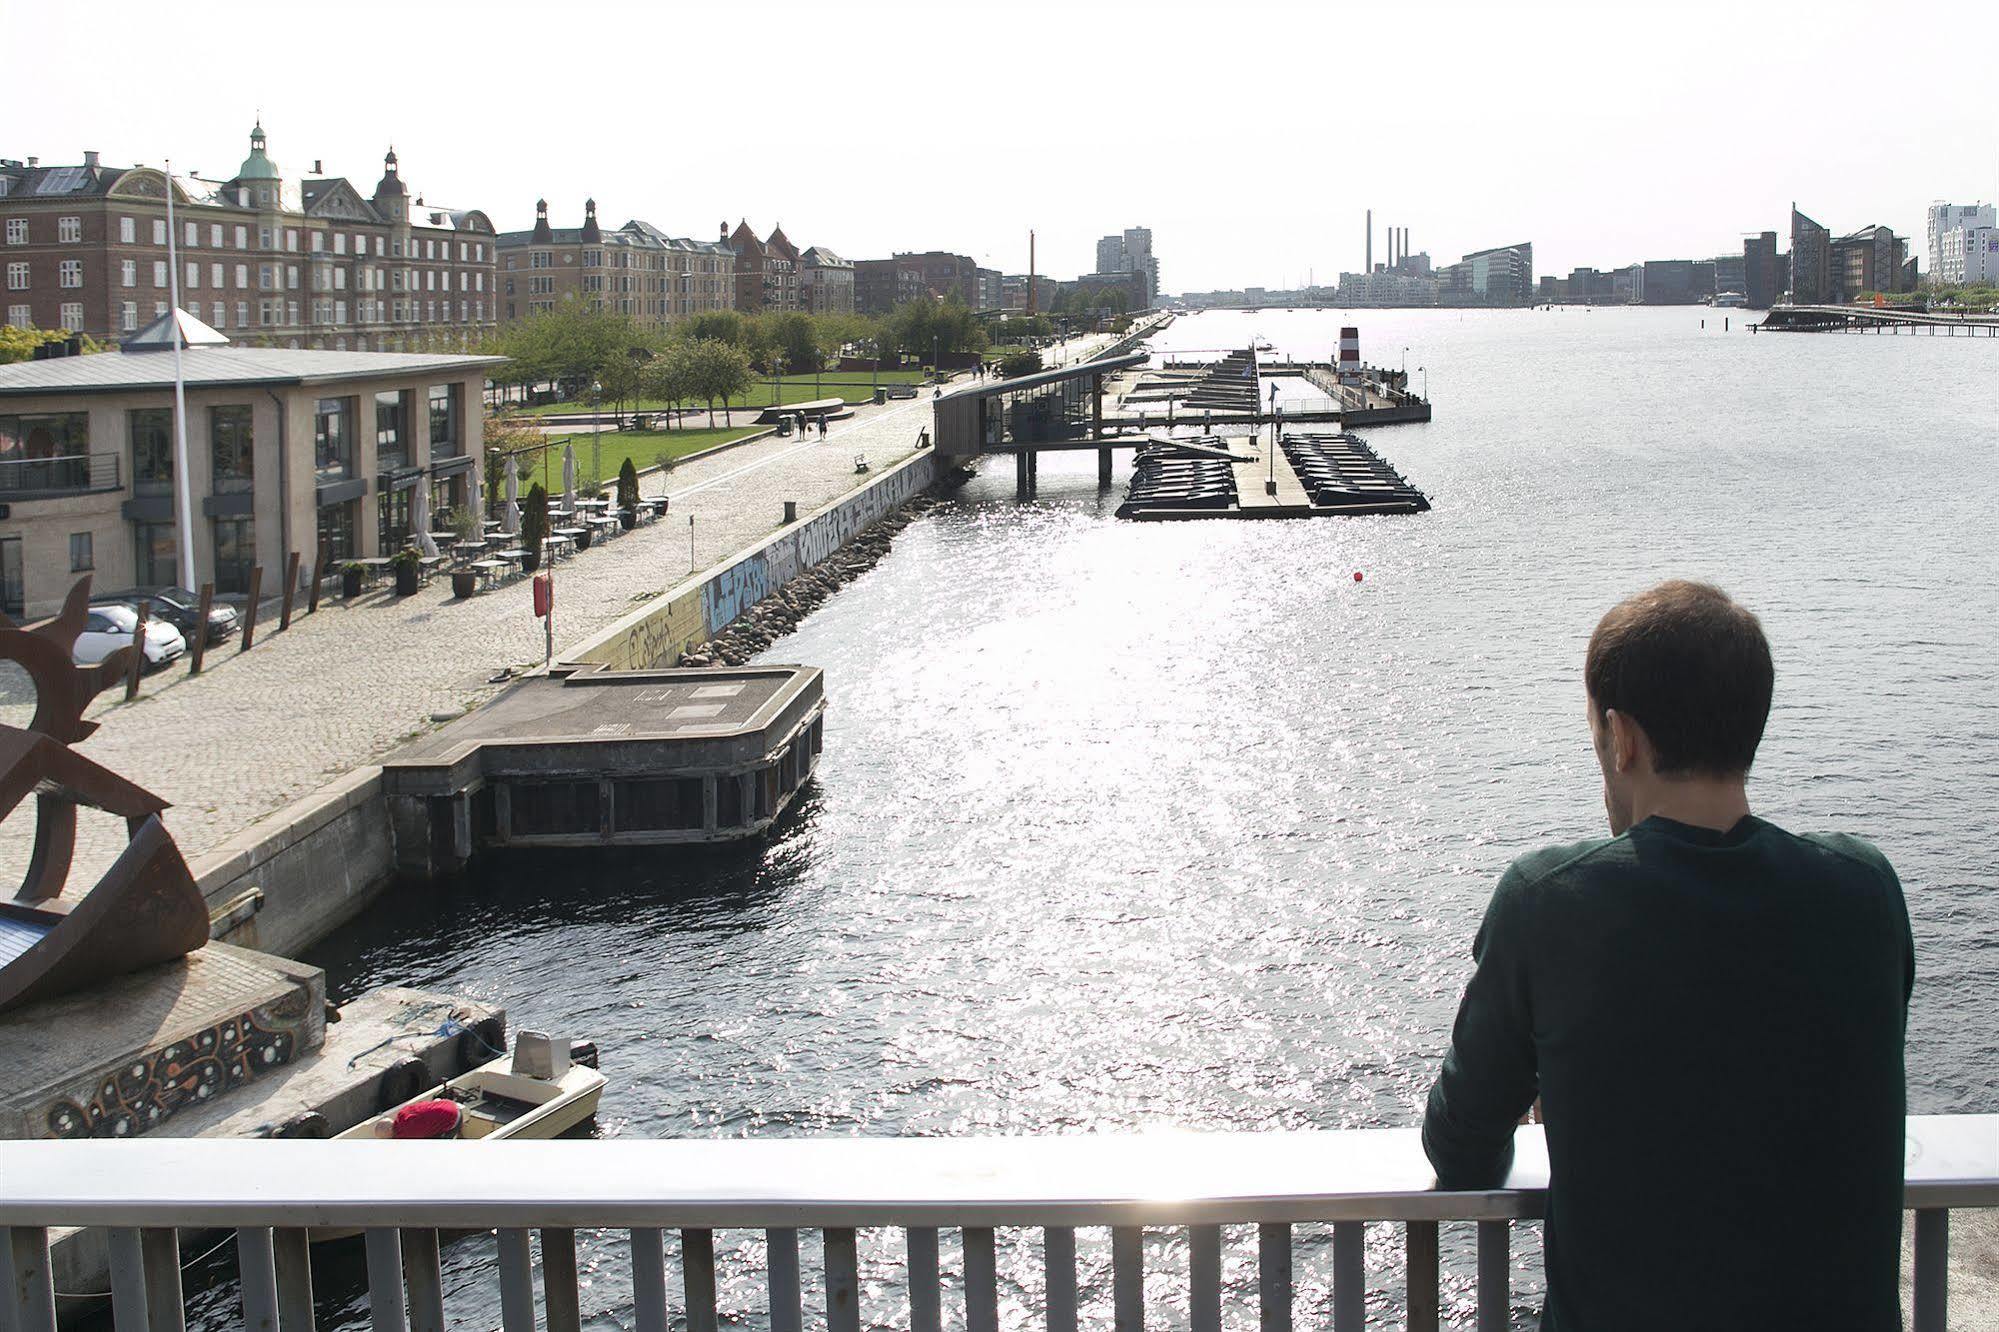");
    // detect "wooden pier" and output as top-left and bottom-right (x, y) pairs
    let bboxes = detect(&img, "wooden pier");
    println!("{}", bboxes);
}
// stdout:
(1754, 304), (1999, 335)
